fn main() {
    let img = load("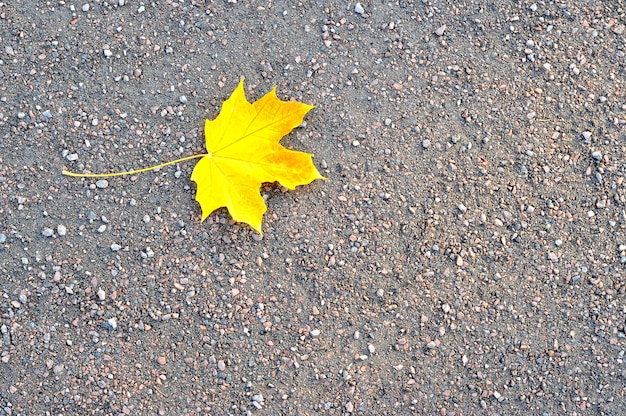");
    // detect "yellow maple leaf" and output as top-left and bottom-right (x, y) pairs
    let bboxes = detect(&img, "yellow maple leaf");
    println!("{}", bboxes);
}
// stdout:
(190, 79), (324, 233)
